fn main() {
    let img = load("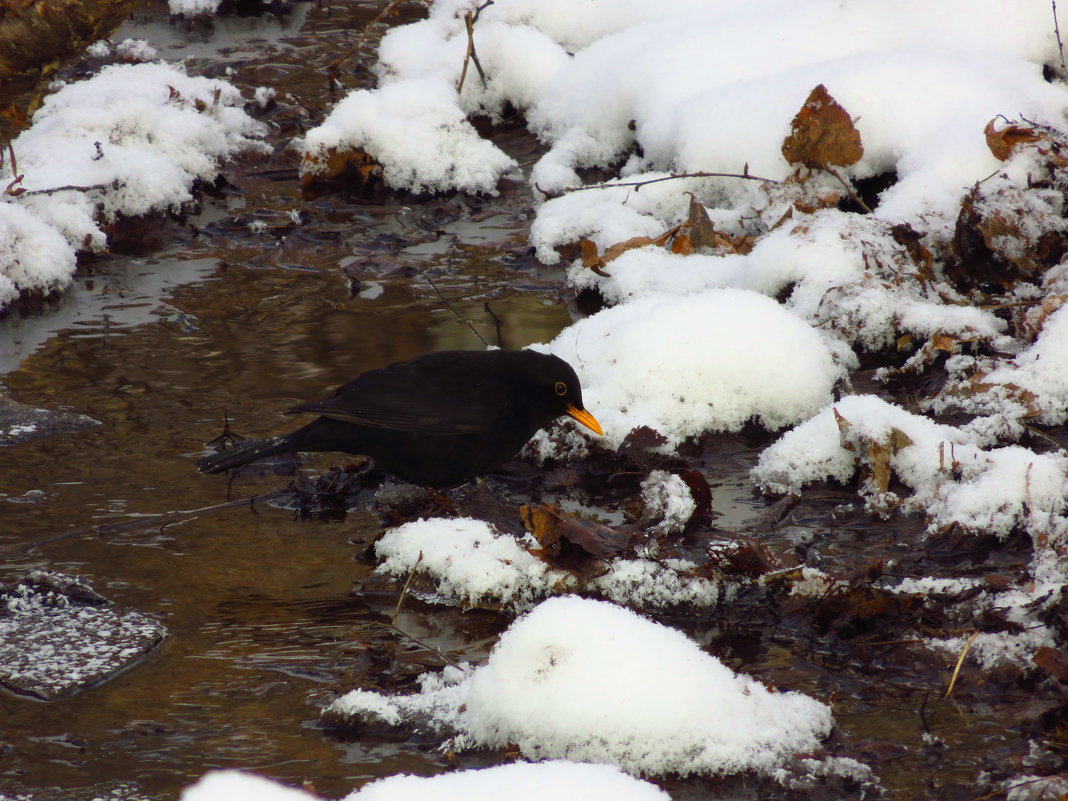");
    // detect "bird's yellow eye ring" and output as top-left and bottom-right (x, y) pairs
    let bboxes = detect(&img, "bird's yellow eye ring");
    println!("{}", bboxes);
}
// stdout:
(554, 381), (568, 396)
